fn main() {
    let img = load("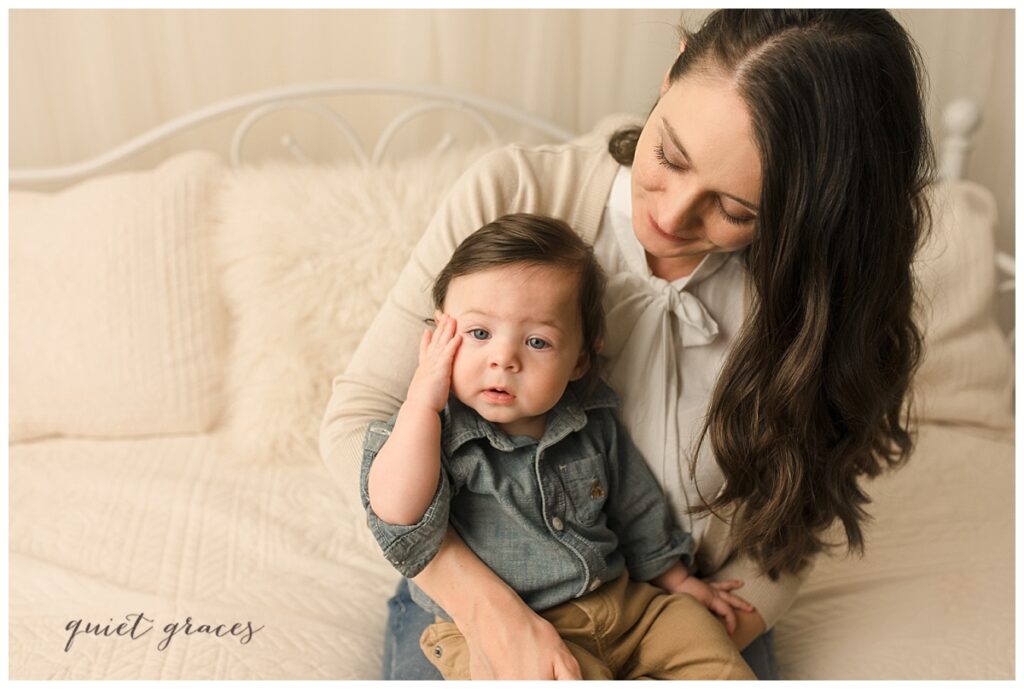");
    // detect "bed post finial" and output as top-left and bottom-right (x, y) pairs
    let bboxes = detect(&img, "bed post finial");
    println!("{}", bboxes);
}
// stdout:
(940, 99), (982, 182)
